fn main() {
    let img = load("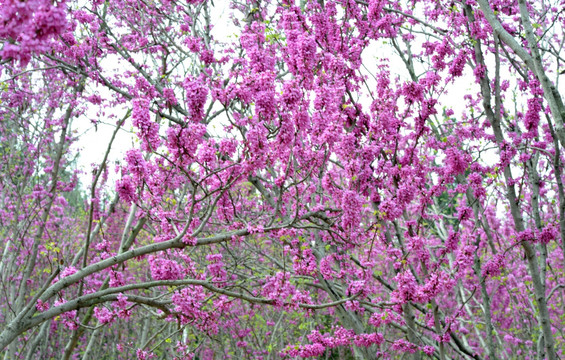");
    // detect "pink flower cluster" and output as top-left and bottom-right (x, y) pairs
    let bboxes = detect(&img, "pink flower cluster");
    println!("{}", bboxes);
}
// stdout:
(206, 253), (227, 282)
(0, 0), (68, 64)
(149, 256), (185, 280)
(183, 76), (208, 122)
(392, 270), (454, 304)
(281, 327), (384, 358)
(132, 98), (161, 151)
